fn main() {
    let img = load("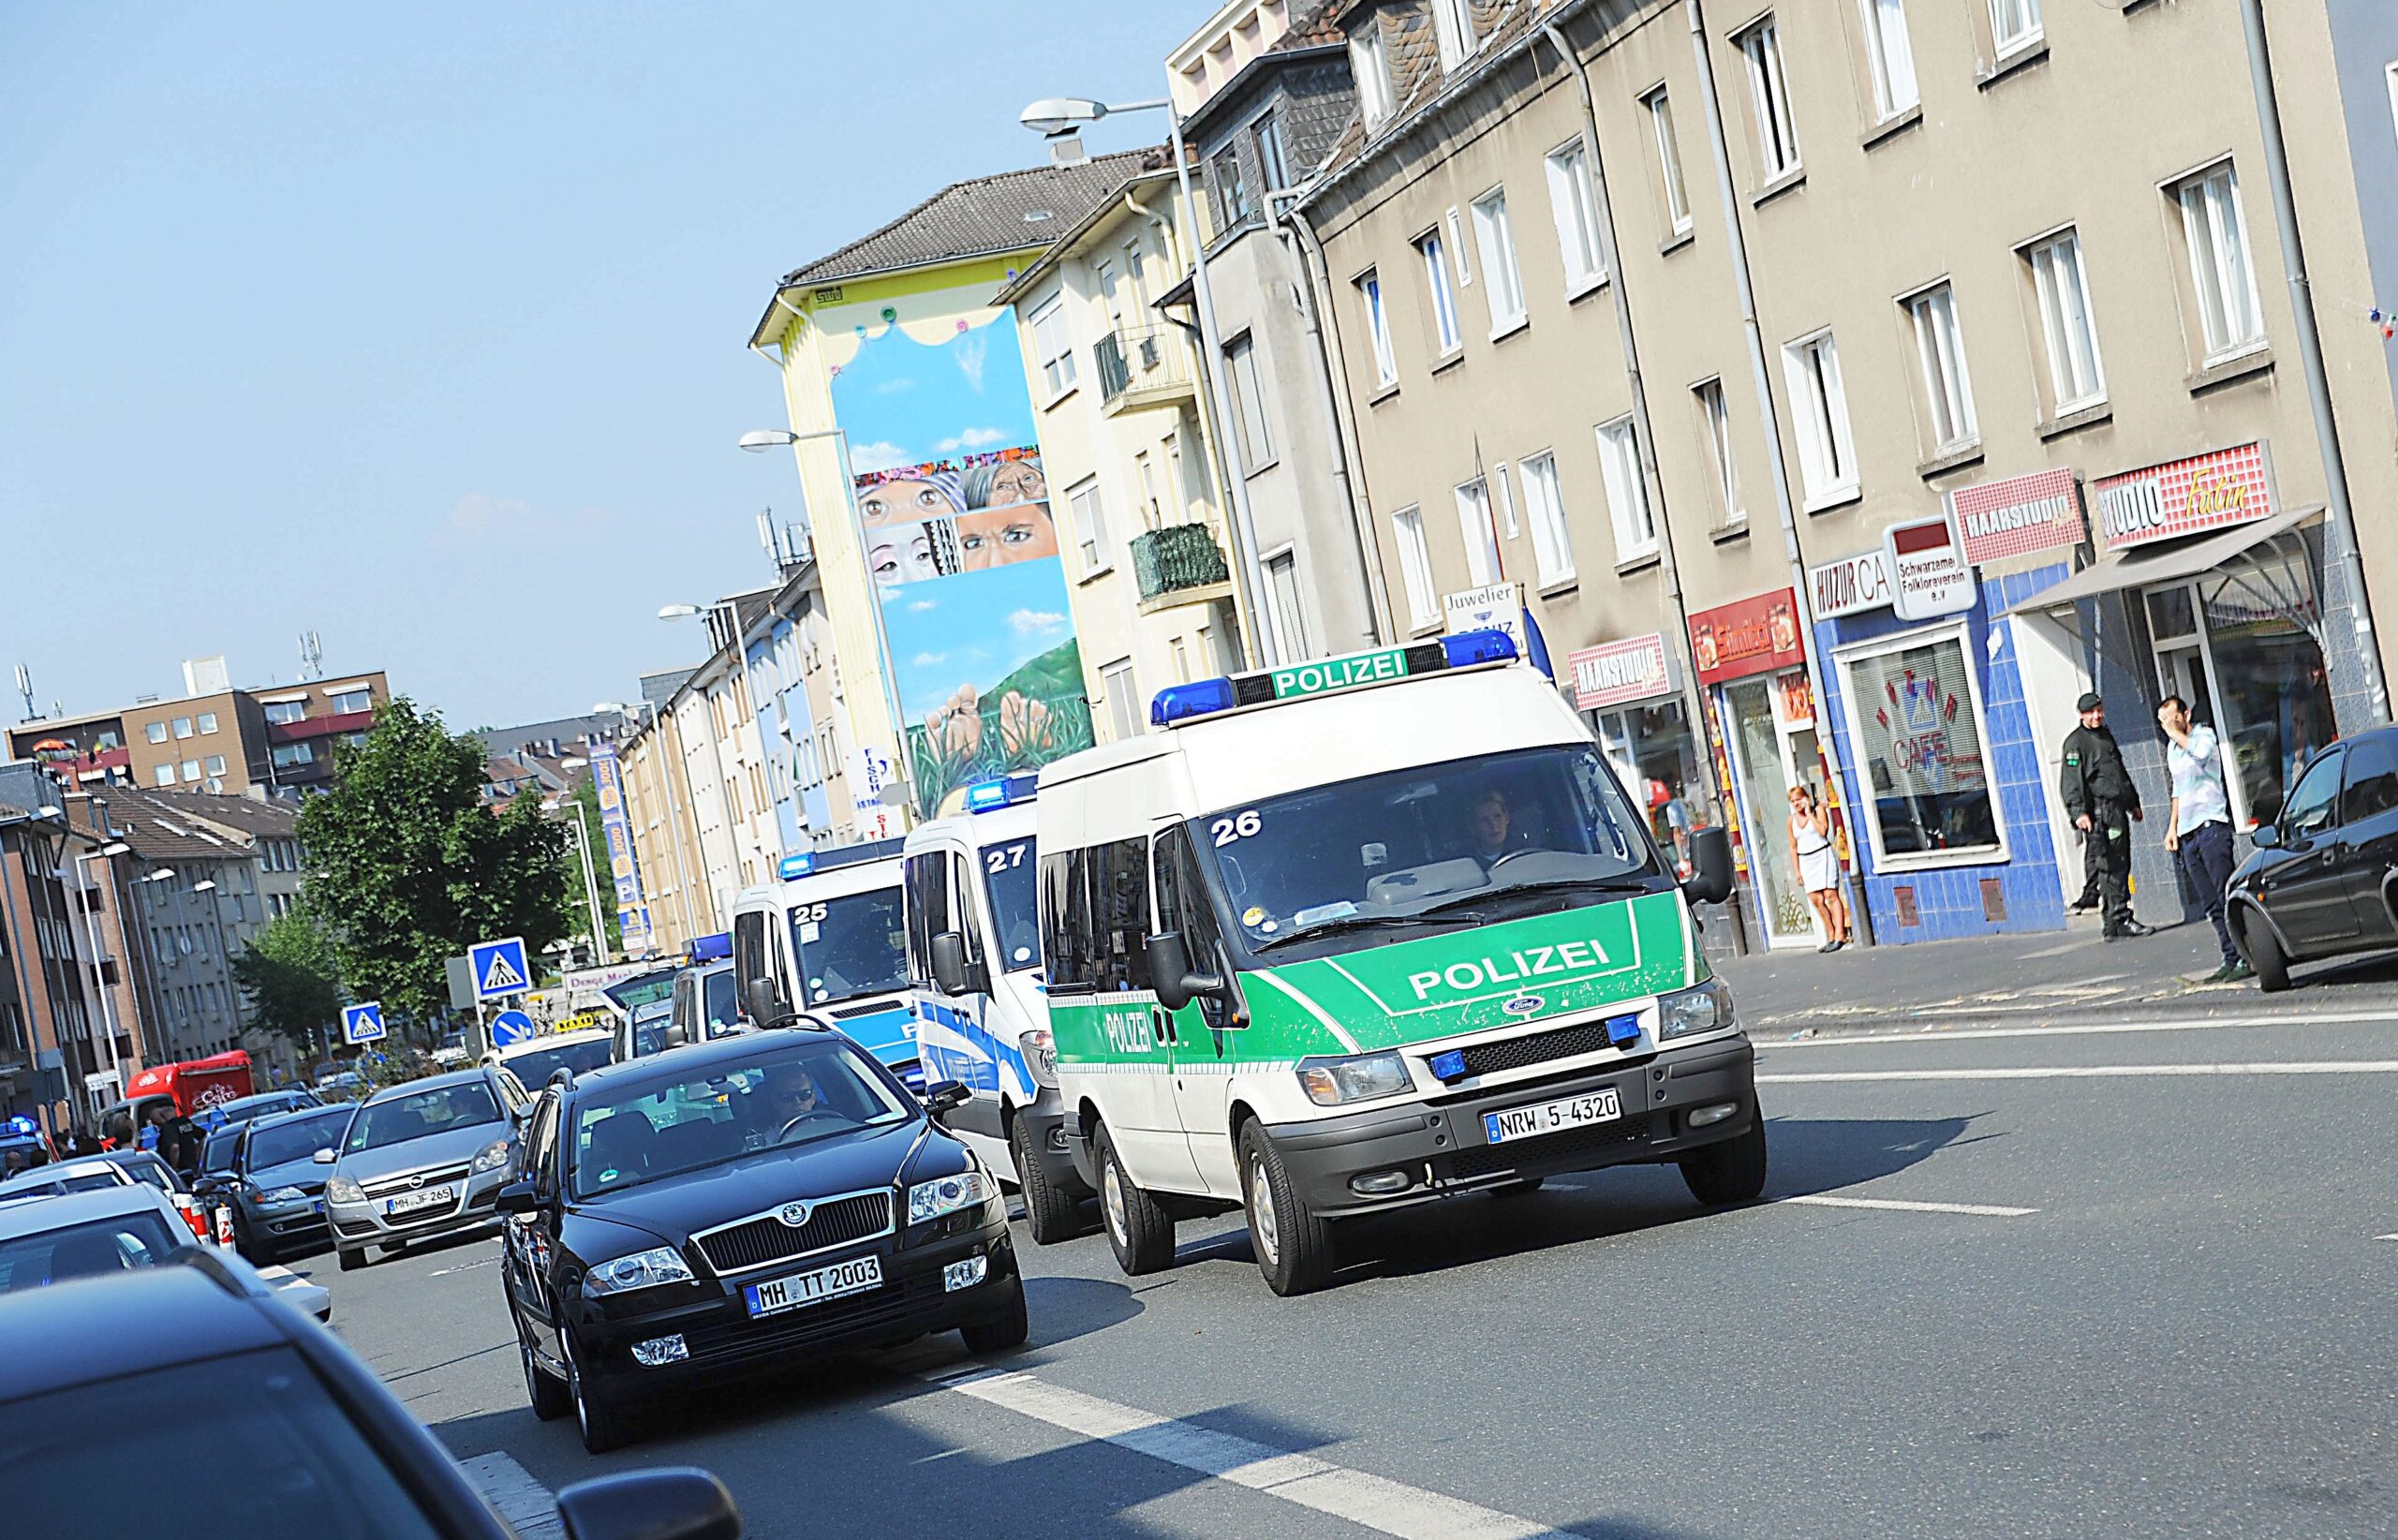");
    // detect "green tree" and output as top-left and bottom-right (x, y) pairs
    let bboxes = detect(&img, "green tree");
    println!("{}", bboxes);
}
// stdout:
(231, 909), (343, 1051)
(298, 697), (571, 1020)
(566, 776), (625, 955)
